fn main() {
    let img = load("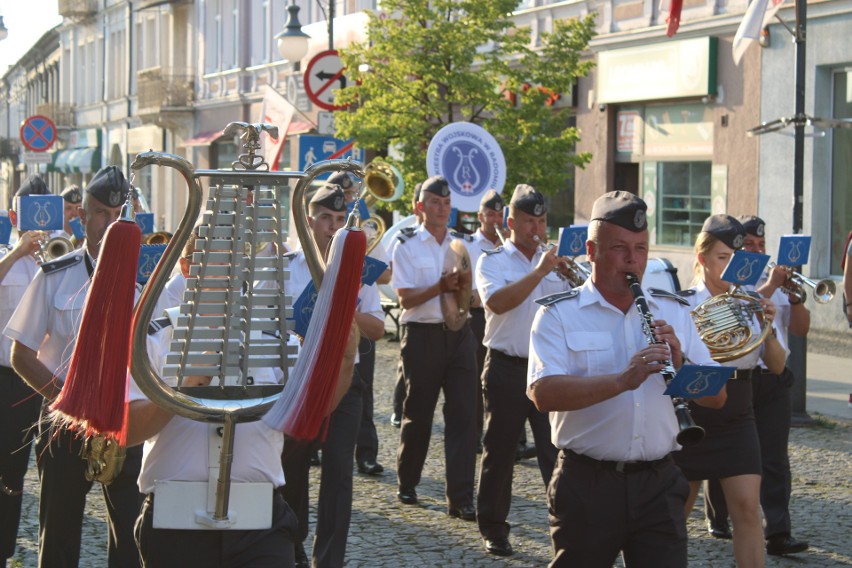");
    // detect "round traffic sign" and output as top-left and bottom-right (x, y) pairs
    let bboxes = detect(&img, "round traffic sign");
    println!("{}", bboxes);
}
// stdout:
(304, 50), (349, 112)
(20, 115), (58, 152)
